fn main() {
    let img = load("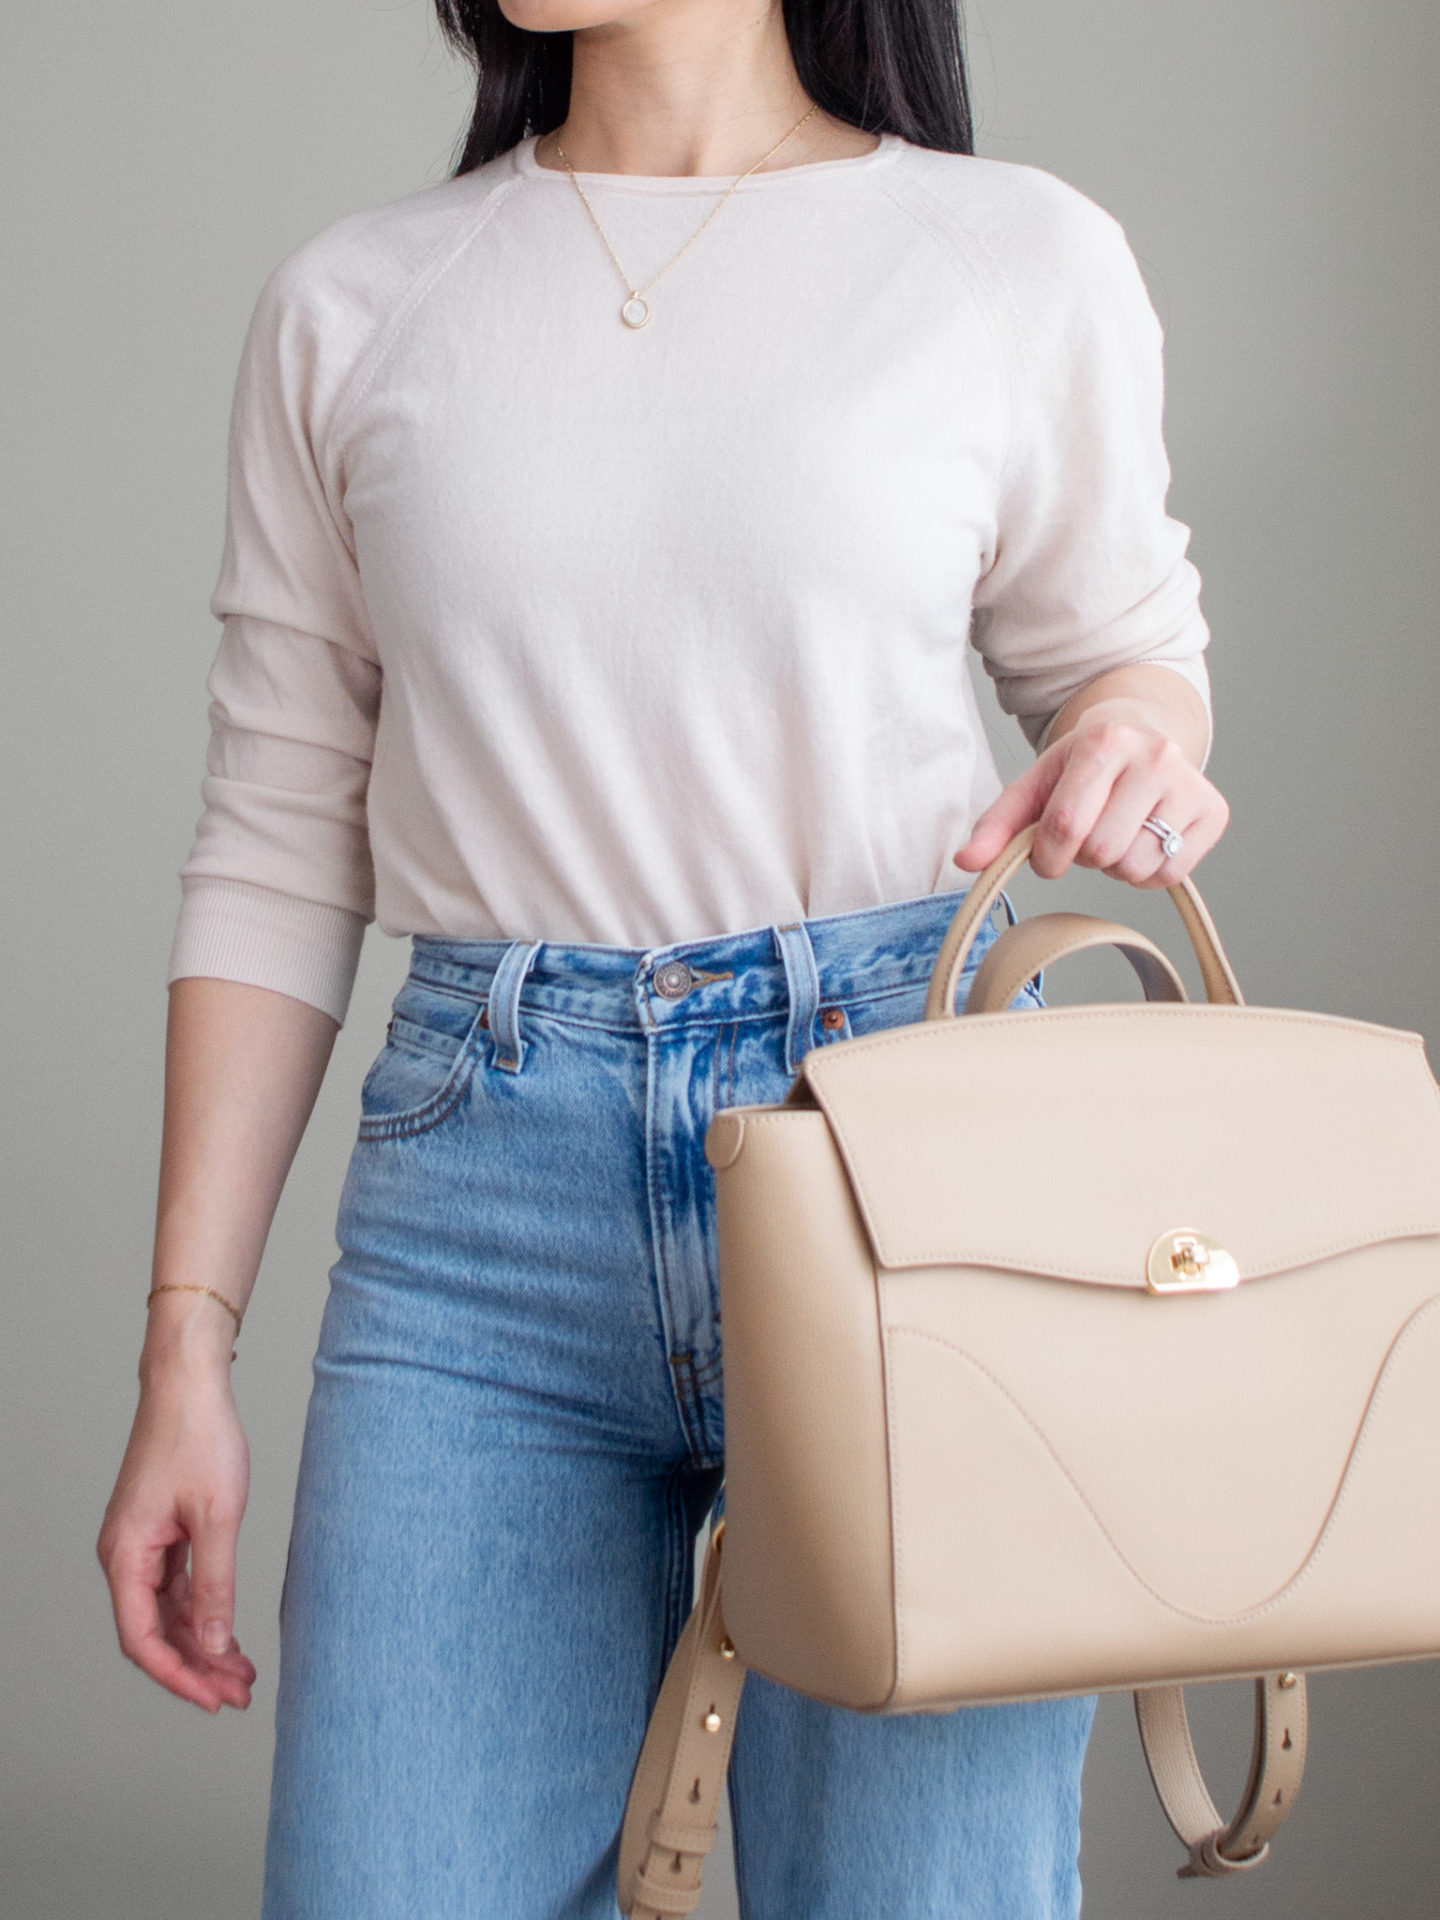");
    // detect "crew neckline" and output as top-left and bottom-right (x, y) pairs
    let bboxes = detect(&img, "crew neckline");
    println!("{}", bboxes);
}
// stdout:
(512, 129), (904, 194)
